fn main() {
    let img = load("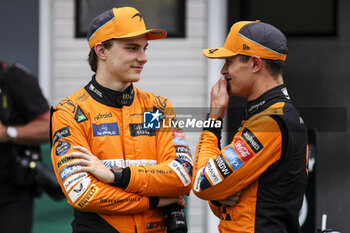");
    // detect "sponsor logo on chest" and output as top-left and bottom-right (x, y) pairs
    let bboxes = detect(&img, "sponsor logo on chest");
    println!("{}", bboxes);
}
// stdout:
(94, 112), (112, 121)
(92, 122), (119, 137)
(129, 123), (156, 137)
